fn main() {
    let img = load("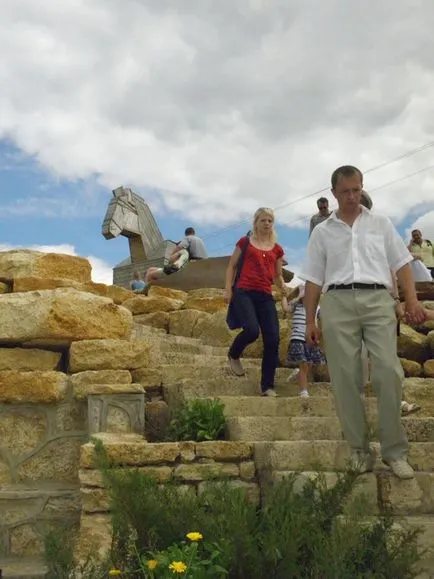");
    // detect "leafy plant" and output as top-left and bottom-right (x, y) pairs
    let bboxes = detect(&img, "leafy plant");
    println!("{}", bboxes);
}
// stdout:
(136, 532), (228, 578)
(47, 442), (425, 578)
(168, 398), (226, 442)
